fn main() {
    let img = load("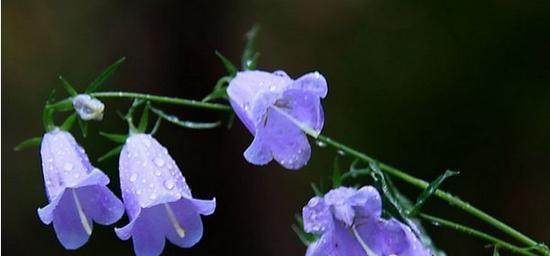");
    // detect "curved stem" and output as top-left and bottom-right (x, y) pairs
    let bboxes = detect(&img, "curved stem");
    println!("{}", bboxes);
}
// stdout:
(419, 213), (539, 256)
(313, 134), (546, 253)
(89, 91), (232, 111)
